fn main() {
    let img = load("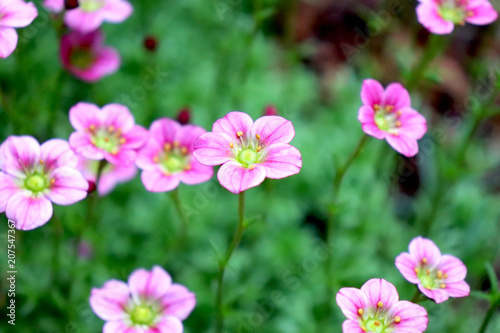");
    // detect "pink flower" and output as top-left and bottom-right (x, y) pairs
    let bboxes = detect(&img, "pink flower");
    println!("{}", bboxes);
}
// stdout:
(0, 136), (88, 230)
(90, 266), (195, 333)
(336, 278), (428, 333)
(43, 0), (63, 12)
(77, 155), (137, 196)
(395, 236), (470, 303)
(69, 102), (148, 166)
(64, 0), (133, 34)
(60, 29), (121, 83)
(417, 0), (498, 34)
(358, 79), (427, 157)
(193, 112), (302, 194)
(0, 0), (38, 58)
(136, 119), (214, 192)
